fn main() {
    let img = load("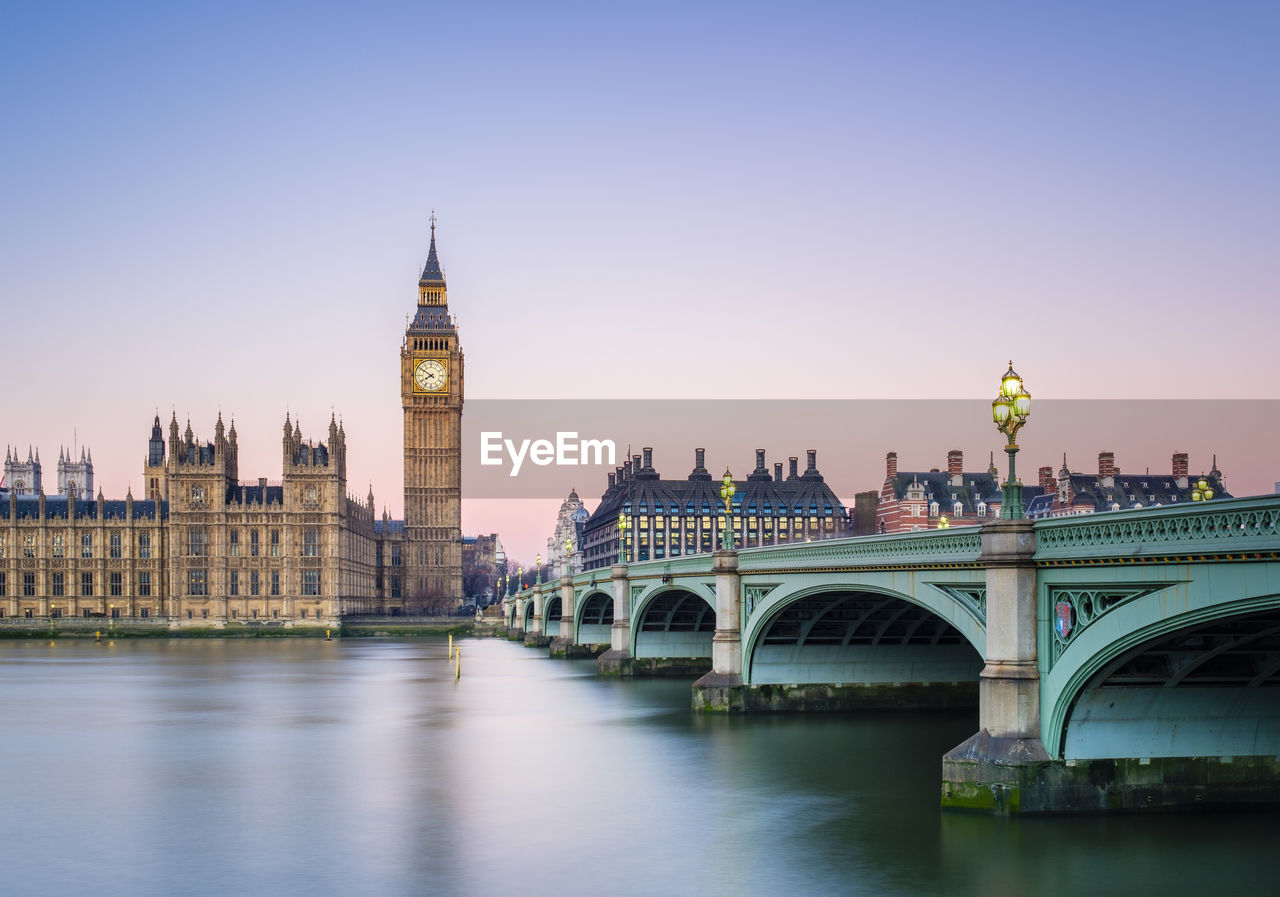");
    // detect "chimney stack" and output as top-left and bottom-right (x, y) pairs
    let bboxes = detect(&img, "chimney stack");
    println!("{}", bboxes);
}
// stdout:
(695, 448), (705, 470)
(608, 472), (616, 489)
(642, 447), (653, 471)
(947, 450), (963, 478)
(774, 462), (783, 483)
(886, 451), (898, 478)
(756, 449), (766, 470)
(805, 450), (817, 473)
(1039, 466), (1054, 494)
(788, 457), (799, 480)
(1098, 451), (1115, 478)
(1172, 452), (1189, 478)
